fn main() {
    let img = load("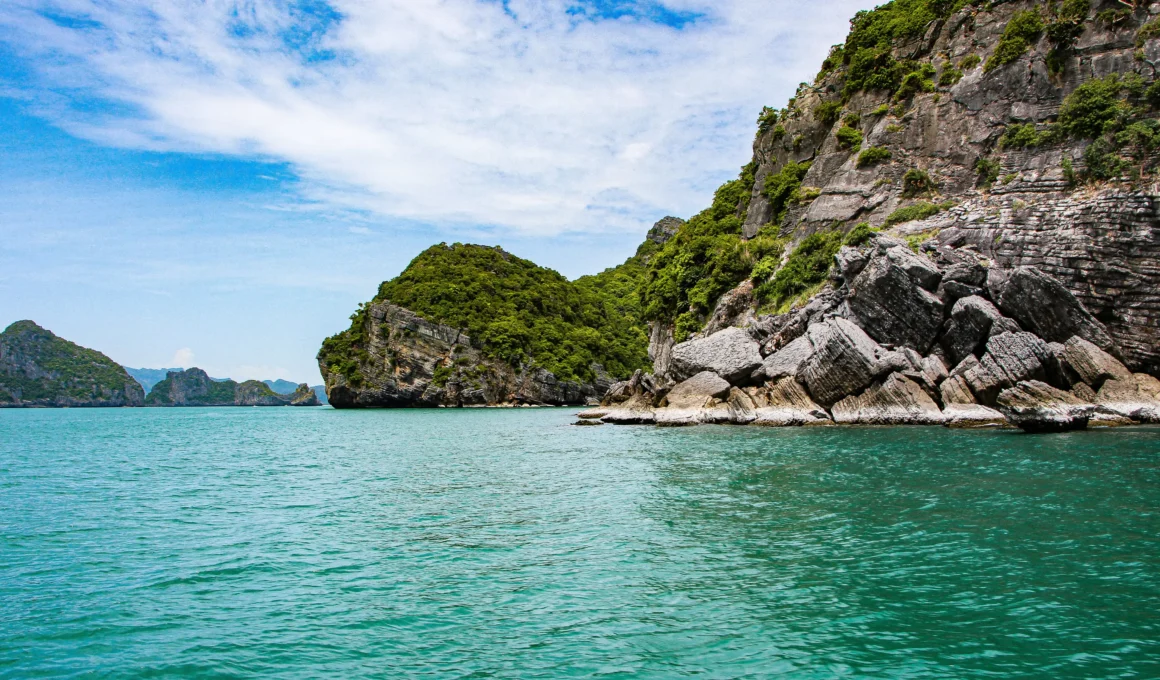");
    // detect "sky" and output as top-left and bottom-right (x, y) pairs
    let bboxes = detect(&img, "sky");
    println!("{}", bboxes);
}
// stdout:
(0, 0), (874, 384)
